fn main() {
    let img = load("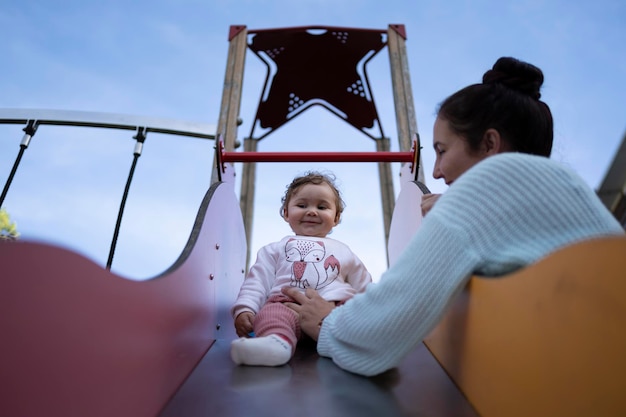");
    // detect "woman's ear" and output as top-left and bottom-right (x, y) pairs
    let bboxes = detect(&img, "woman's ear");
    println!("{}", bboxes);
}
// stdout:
(482, 128), (506, 155)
